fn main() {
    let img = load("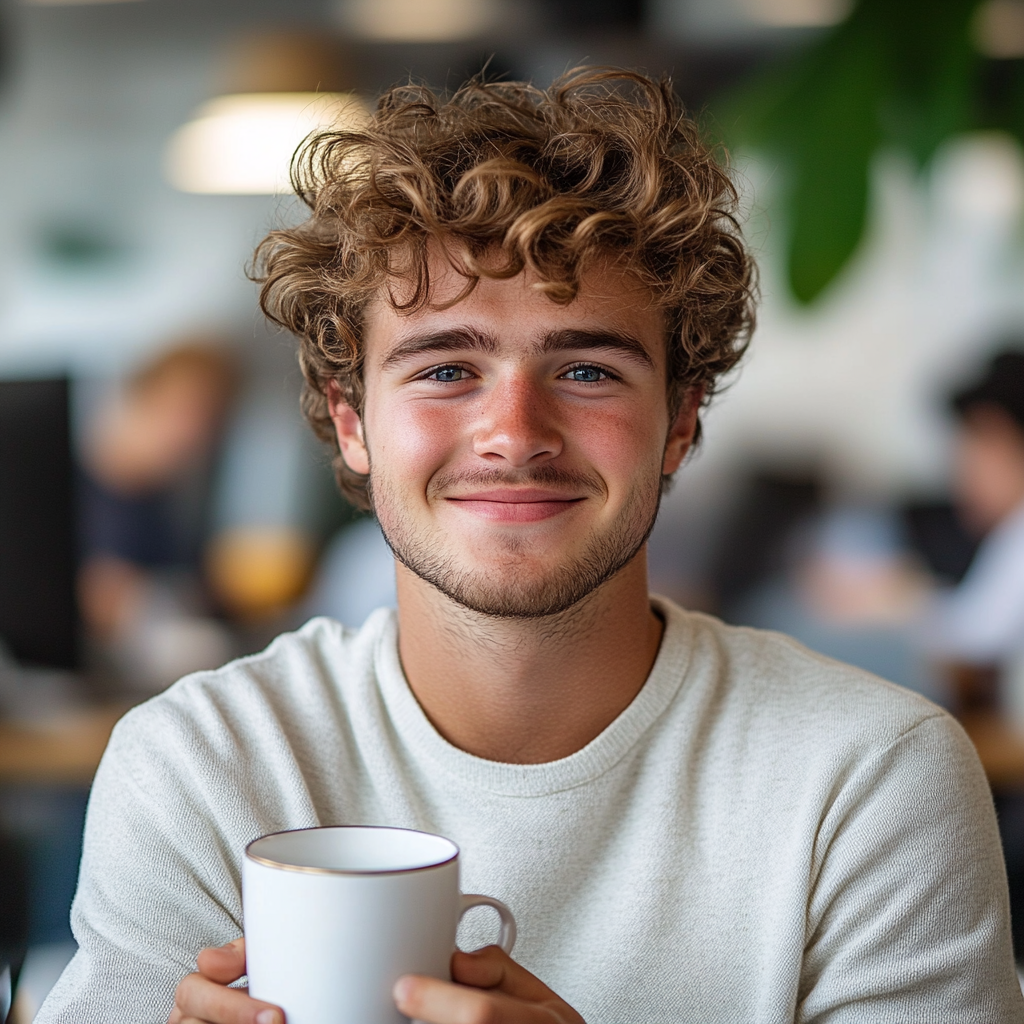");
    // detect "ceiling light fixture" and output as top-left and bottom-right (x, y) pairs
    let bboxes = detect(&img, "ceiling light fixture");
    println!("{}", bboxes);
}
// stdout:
(337, 0), (502, 42)
(165, 93), (368, 195)
(973, 0), (1024, 59)
(740, 0), (853, 28)
(164, 31), (367, 197)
